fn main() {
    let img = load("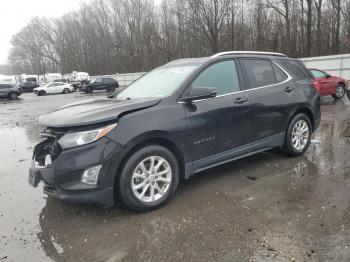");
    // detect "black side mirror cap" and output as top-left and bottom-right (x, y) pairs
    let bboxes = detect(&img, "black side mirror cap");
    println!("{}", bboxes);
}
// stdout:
(182, 87), (217, 103)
